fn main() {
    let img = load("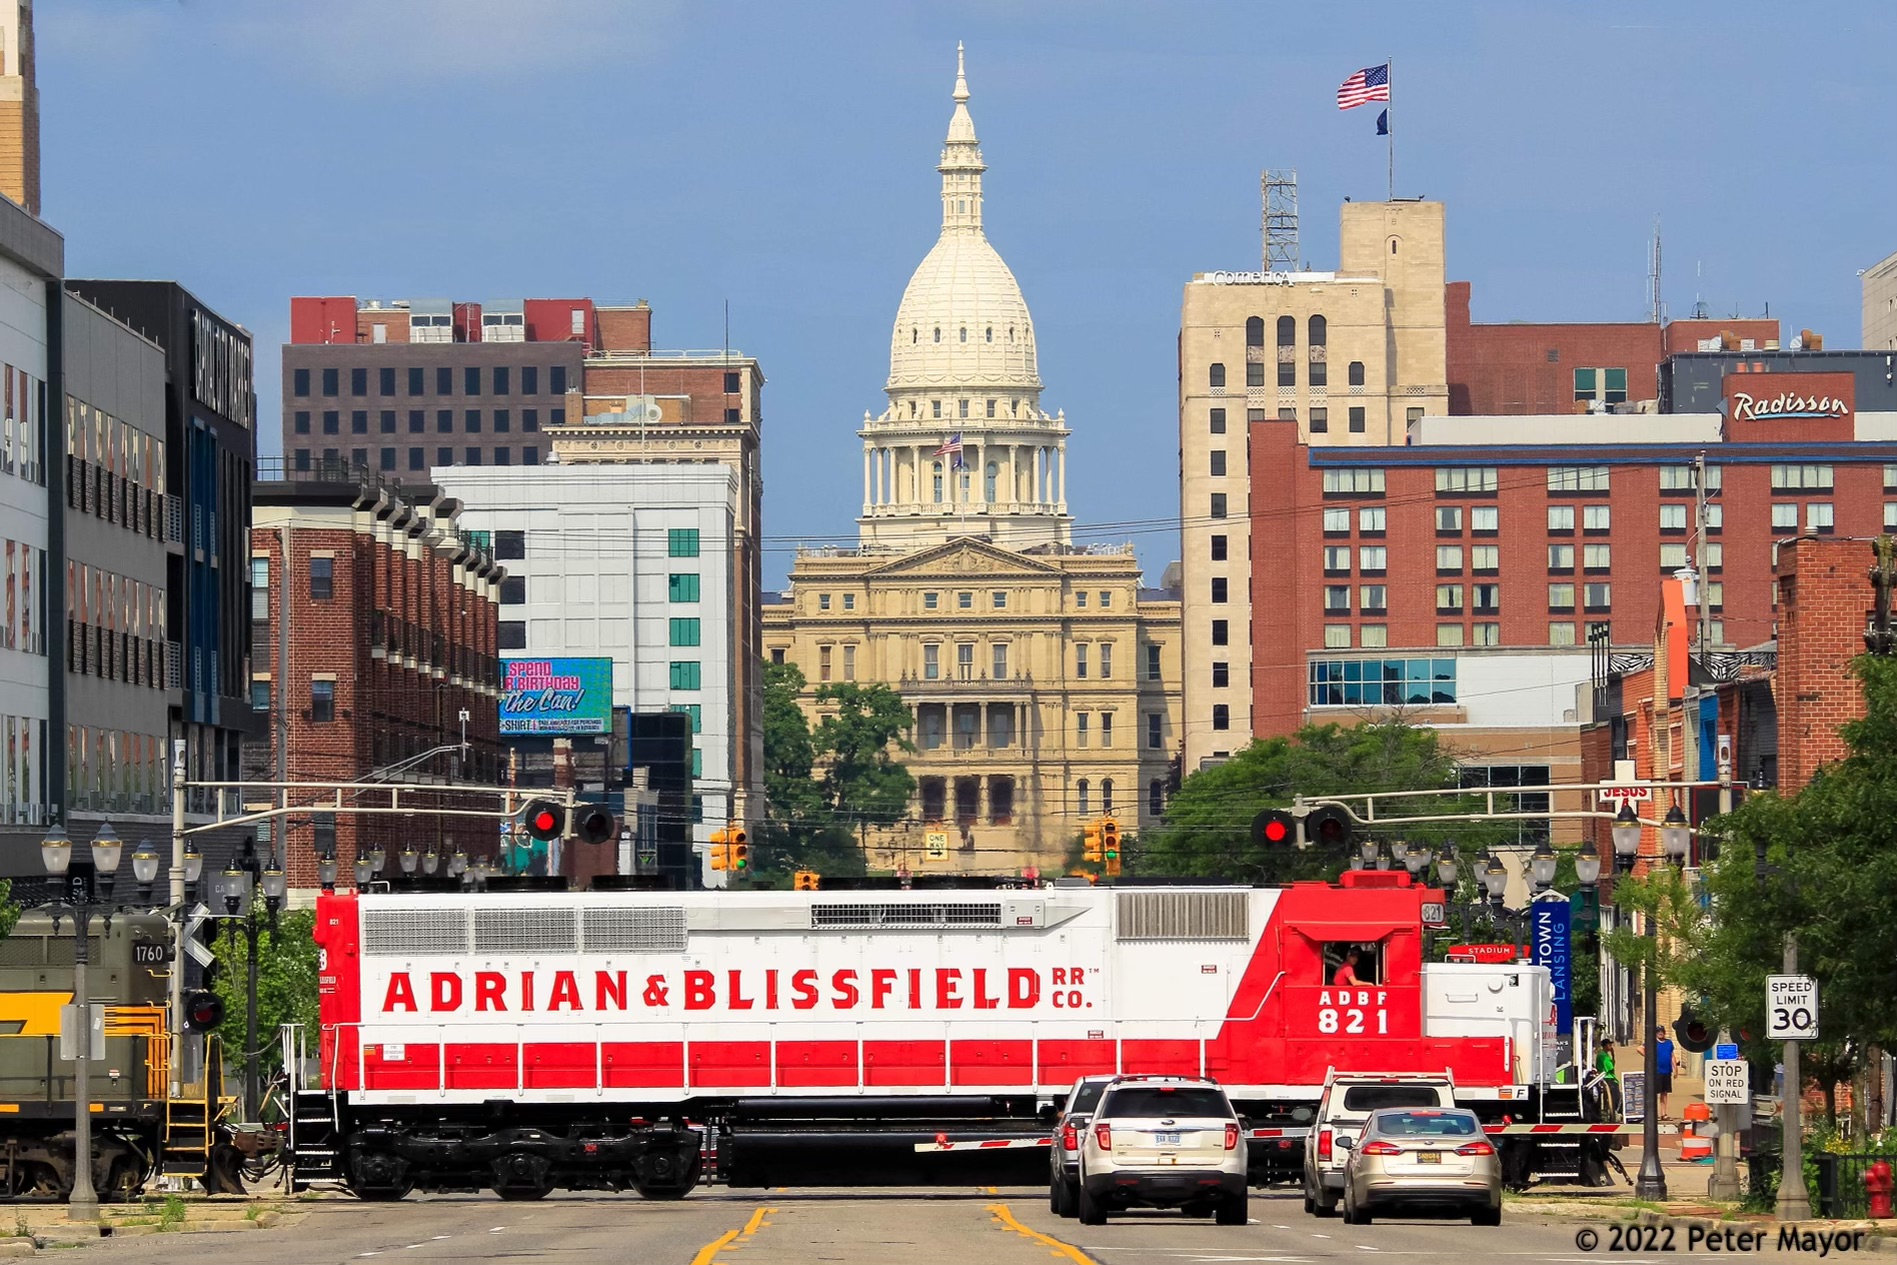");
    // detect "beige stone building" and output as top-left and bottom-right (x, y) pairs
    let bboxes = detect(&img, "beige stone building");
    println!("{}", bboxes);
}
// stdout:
(0, 1), (36, 216)
(1177, 200), (1447, 771)
(1864, 248), (1897, 352)
(762, 48), (1183, 872)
